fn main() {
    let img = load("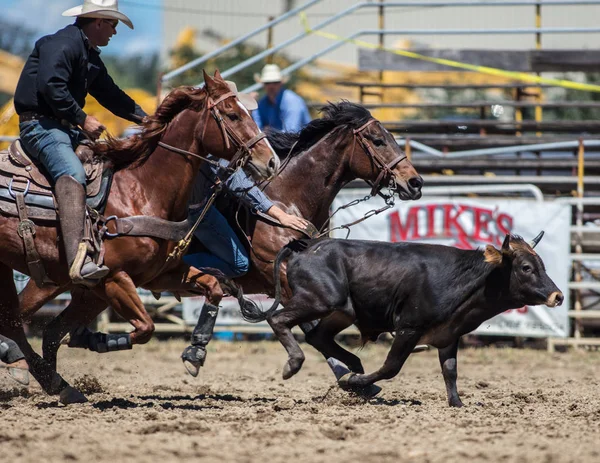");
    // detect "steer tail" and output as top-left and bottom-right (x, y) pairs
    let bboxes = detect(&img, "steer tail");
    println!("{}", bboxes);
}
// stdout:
(215, 276), (261, 320)
(240, 243), (297, 323)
